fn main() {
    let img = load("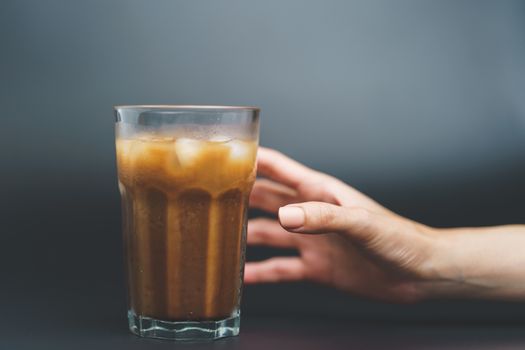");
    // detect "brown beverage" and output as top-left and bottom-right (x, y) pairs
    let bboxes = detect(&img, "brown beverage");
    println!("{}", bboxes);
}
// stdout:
(116, 136), (257, 321)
